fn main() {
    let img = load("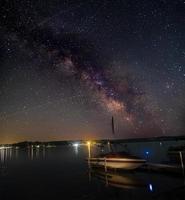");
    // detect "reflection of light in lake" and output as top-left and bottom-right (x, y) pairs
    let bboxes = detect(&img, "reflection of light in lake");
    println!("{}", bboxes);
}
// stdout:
(87, 141), (91, 158)
(31, 146), (34, 160)
(89, 169), (147, 190)
(8, 148), (12, 160)
(0, 148), (12, 163)
(0, 149), (5, 163)
(15, 148), (19, 159)
(145, 150), (150, 160)
(28, 146), (45, 160)
(73, 143), (79, 155)
(149, 184), (153, 192)
(43, 146), (45, 158)
(36, 147), (39, 158)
